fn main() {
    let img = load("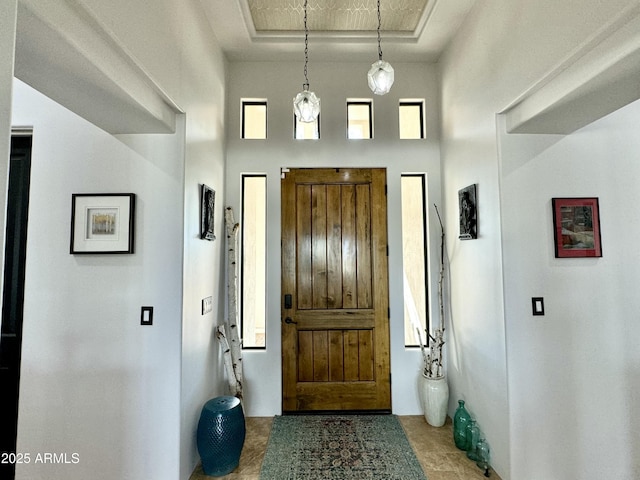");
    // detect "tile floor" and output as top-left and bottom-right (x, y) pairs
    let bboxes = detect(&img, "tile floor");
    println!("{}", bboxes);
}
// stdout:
(189, 416), (501, 480)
